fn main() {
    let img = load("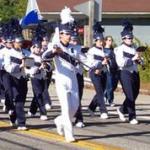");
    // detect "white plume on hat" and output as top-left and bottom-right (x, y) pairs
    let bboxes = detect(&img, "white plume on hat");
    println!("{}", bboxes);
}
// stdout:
(51, 7), (74, 47)
(60, 6), (74, 24)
